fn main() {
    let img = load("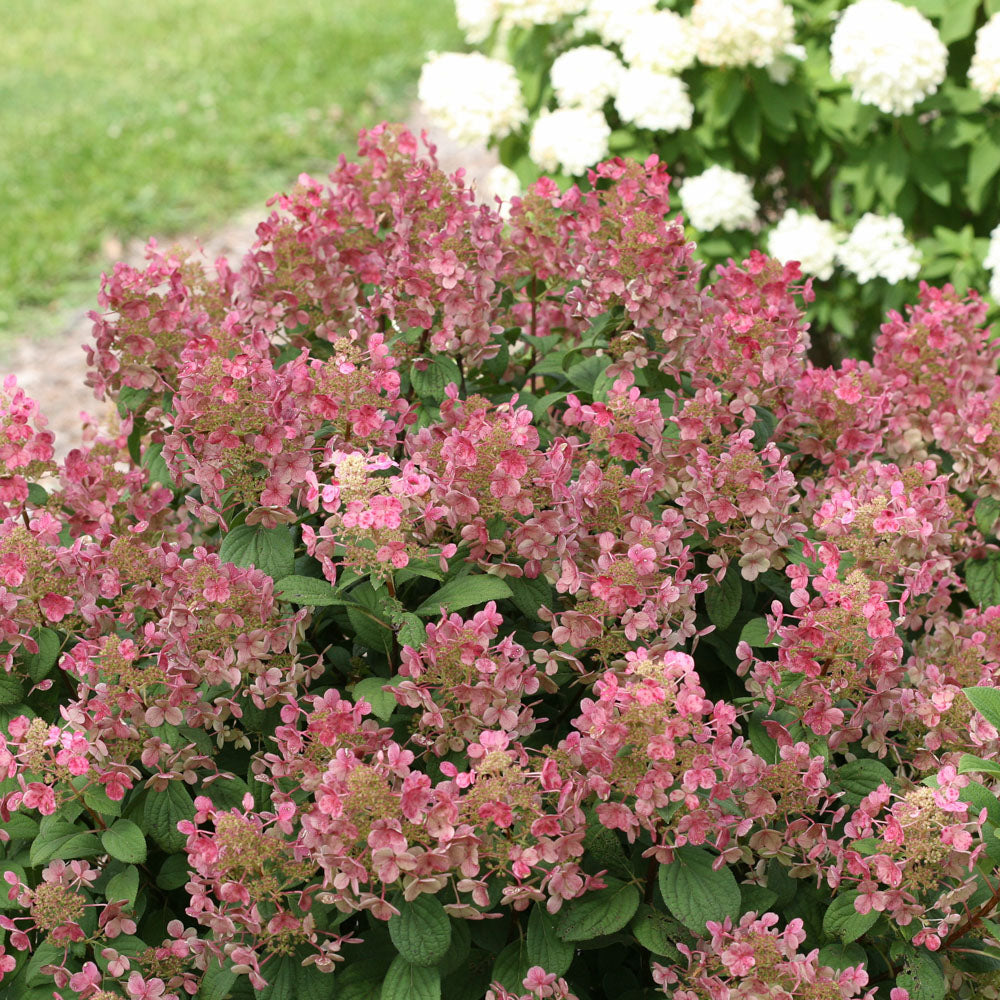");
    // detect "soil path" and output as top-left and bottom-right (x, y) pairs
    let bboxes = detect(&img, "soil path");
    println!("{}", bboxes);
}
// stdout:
(2, 114), (496, 459)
